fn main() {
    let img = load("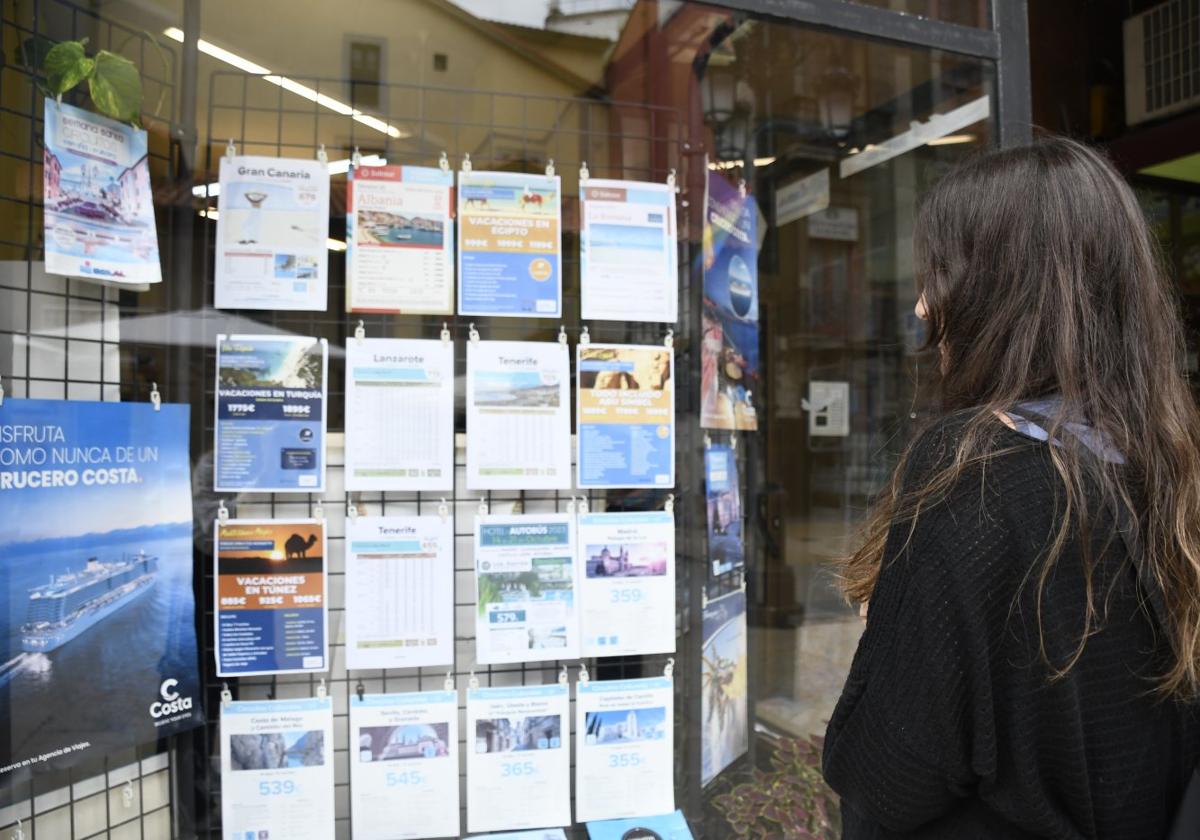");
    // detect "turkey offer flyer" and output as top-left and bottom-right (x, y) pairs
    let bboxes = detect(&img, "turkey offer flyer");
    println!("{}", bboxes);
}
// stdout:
(215, 519), (328, 677)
